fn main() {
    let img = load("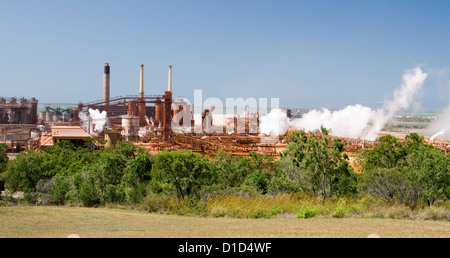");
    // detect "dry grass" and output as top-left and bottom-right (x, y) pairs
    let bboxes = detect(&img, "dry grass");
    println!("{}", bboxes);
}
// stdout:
(0, 206), (449, 238)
